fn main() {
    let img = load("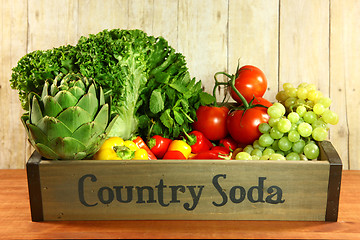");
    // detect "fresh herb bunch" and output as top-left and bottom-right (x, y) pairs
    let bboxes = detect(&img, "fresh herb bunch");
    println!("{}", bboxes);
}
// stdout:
(10, 29), (215, 140)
